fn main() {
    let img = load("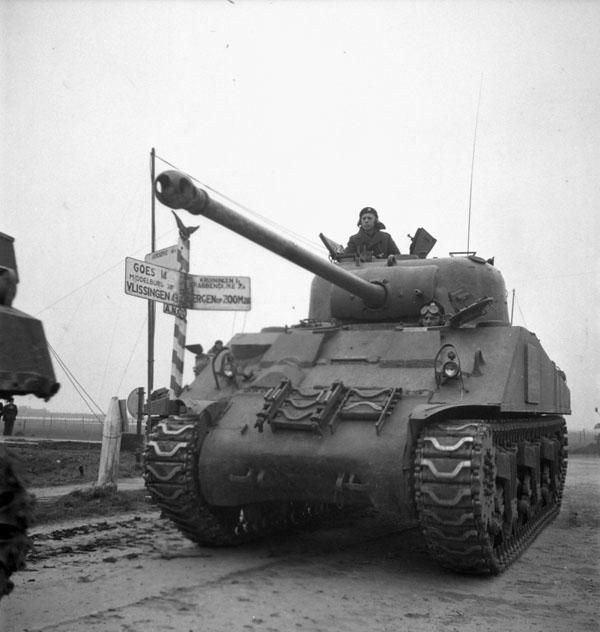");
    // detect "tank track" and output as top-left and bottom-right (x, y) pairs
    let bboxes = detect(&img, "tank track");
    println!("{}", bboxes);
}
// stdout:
(144, 416), (331, 546)
(414, 417), (567, 574)
(0, 453), (33, 599)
